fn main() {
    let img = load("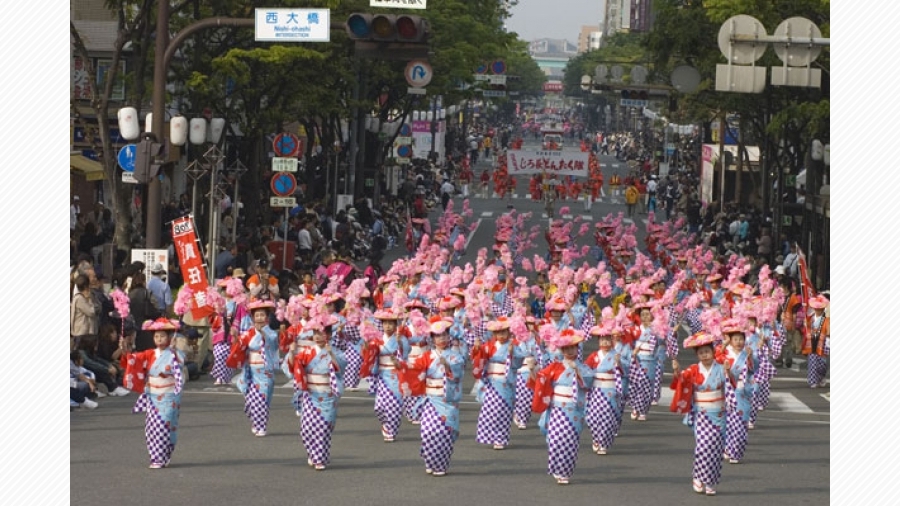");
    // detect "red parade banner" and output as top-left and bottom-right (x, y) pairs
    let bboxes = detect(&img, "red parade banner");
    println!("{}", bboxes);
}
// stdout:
(171, 216), (215, 319)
